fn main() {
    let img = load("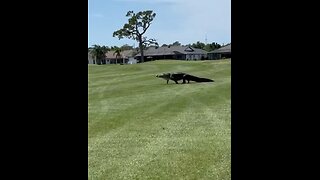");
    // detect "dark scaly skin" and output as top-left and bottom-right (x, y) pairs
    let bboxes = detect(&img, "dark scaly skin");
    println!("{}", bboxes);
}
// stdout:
(156, 72), (214, 84)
